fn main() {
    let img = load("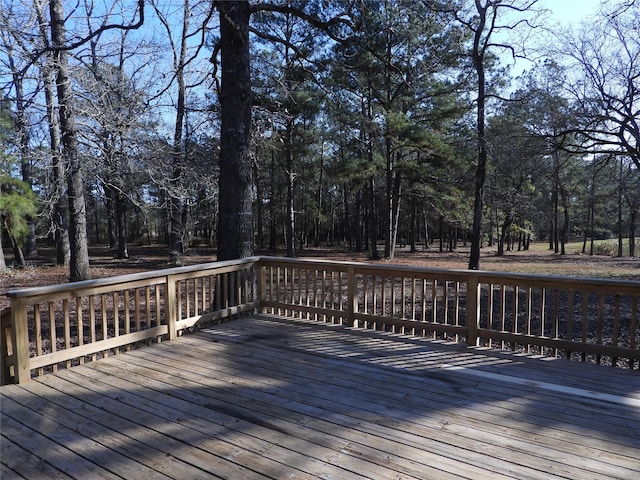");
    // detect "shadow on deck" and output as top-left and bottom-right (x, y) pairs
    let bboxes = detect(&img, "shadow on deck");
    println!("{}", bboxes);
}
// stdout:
(2, 313), (639, 480)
